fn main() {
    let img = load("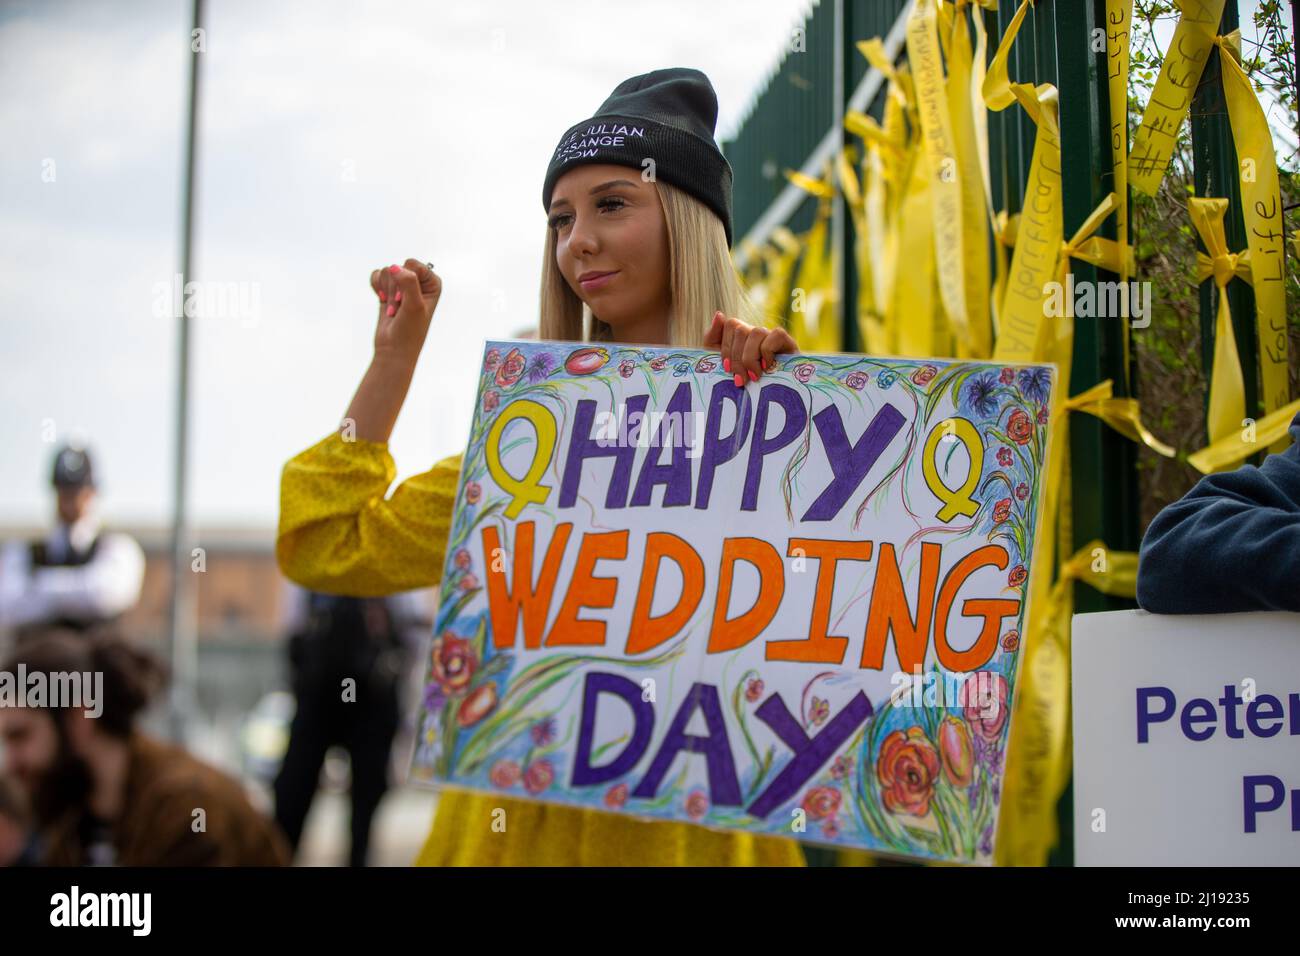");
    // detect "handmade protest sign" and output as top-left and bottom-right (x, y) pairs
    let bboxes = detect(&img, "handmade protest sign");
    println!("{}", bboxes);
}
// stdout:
(1073, 609), (1300, 866)
(410, 340), (1055, 864)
